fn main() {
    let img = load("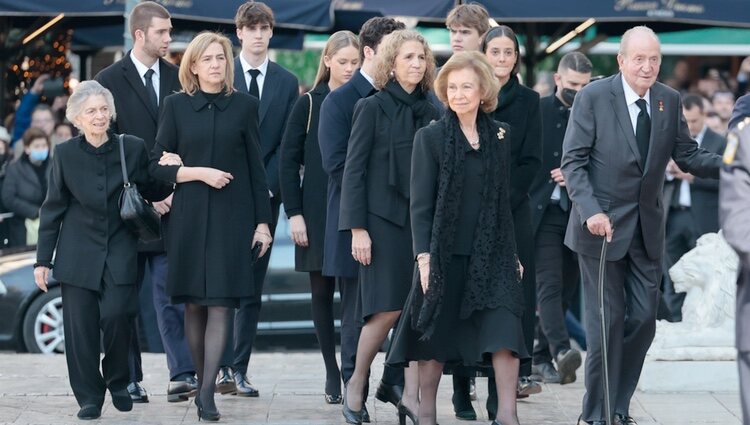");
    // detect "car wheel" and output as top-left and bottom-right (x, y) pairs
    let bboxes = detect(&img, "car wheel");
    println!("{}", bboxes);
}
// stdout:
(22, 286), (64, 354)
